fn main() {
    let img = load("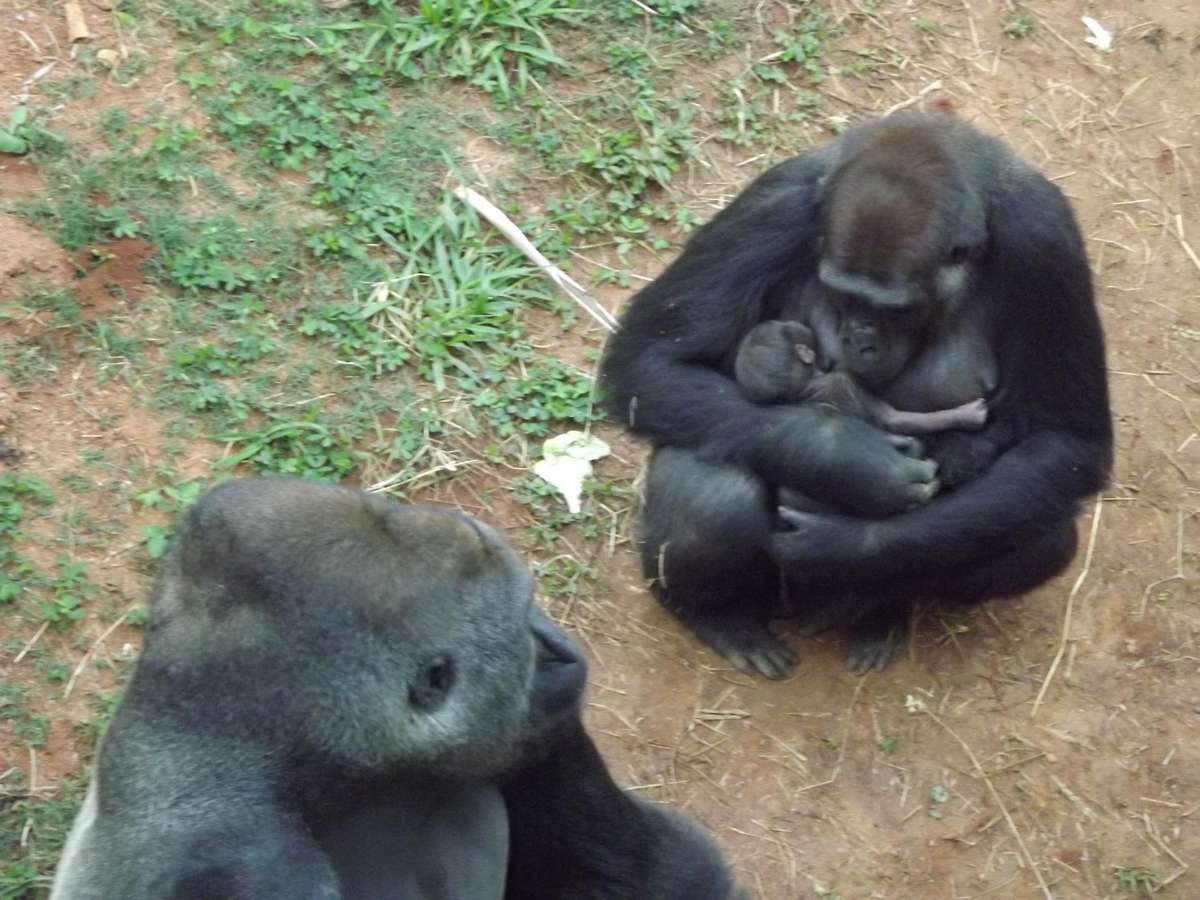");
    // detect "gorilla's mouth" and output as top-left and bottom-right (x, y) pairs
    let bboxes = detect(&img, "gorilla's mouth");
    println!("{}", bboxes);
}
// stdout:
(534, 625), (579, 666)
(528, 607), (587, 727)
